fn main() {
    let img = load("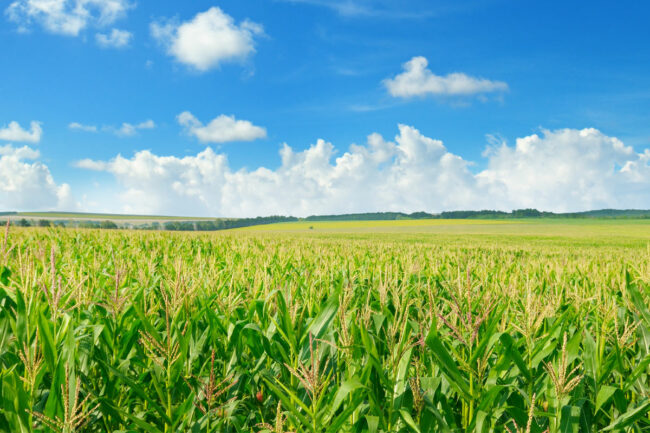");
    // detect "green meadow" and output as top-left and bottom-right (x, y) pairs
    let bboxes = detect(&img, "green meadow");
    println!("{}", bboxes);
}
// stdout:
(0, 219), (648, 432)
